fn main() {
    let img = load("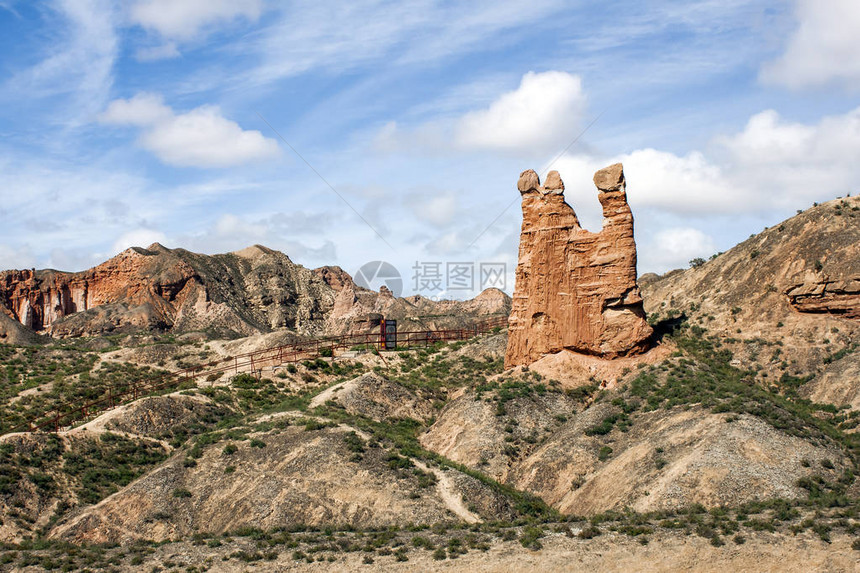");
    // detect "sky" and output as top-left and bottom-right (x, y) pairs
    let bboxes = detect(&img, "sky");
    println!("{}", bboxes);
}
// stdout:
(1, 0), (859, 299)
